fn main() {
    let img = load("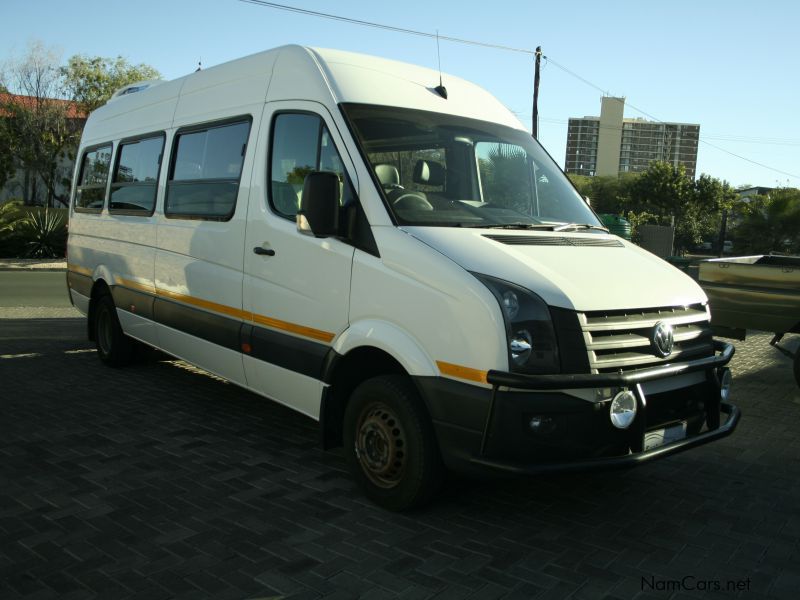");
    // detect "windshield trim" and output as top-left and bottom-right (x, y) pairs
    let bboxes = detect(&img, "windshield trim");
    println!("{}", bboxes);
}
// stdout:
(338, 102), (400, 226)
